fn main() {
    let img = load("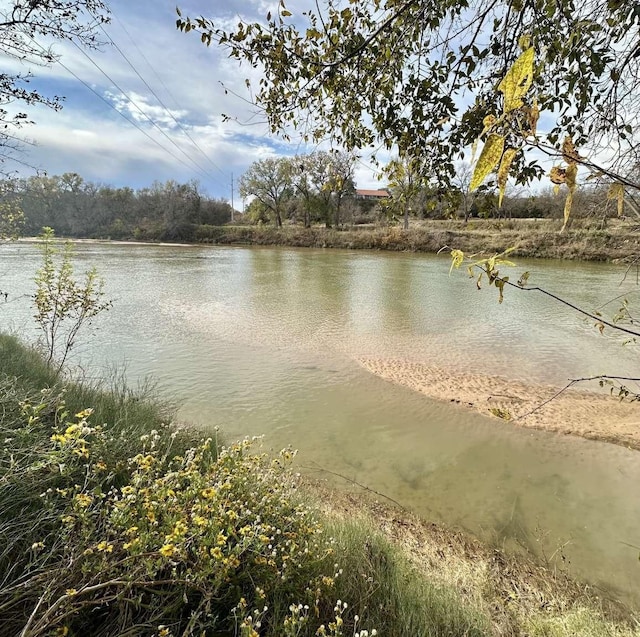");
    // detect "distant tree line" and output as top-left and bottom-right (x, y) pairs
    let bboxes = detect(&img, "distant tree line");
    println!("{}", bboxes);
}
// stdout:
(241, 153), (633, 229)
(0, 164), (632, 243)
(0, 174), (234, 241)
